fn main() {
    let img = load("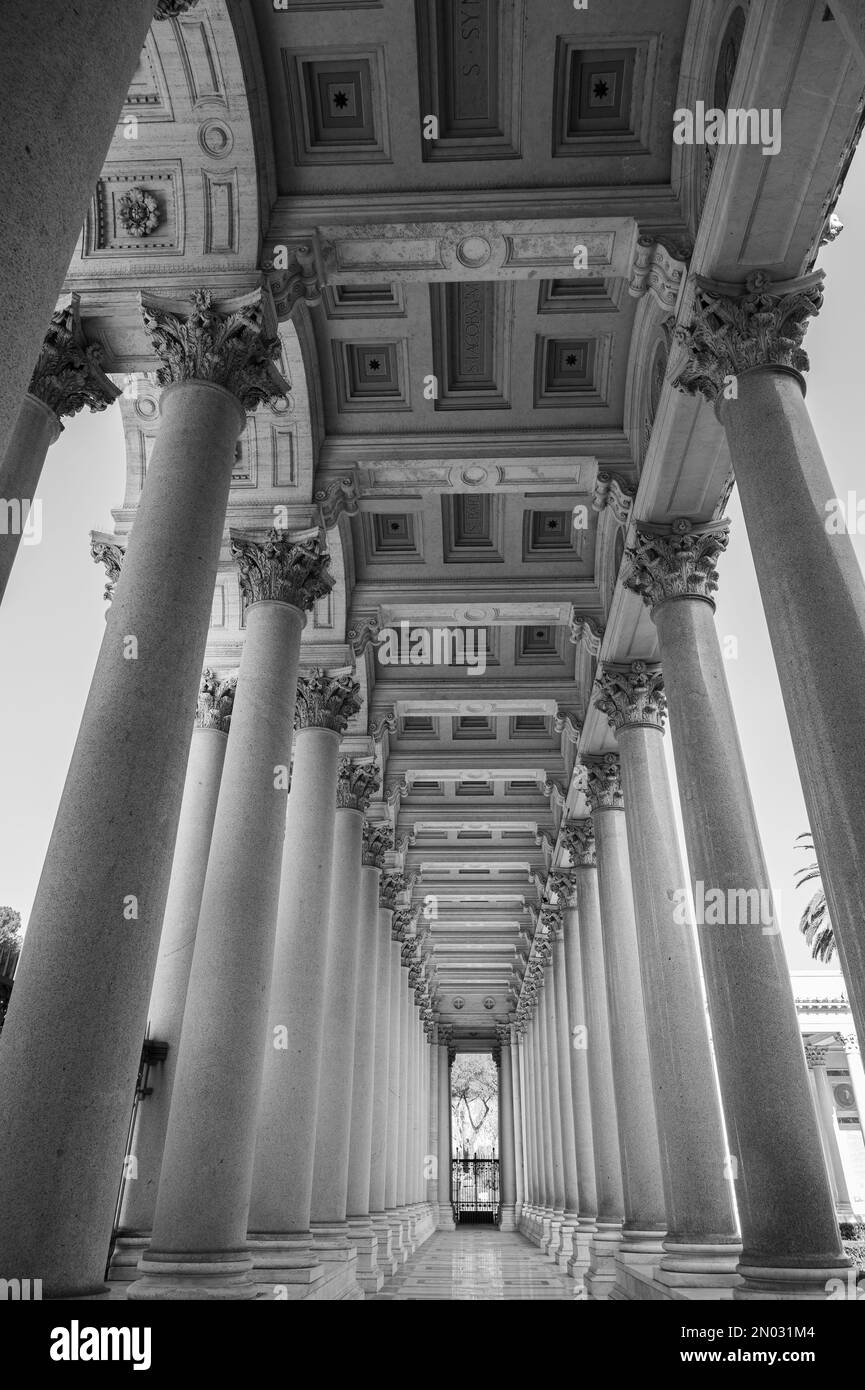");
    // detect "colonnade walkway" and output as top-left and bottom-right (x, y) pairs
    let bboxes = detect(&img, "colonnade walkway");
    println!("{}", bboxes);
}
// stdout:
(372, 1229), (578, 1301)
